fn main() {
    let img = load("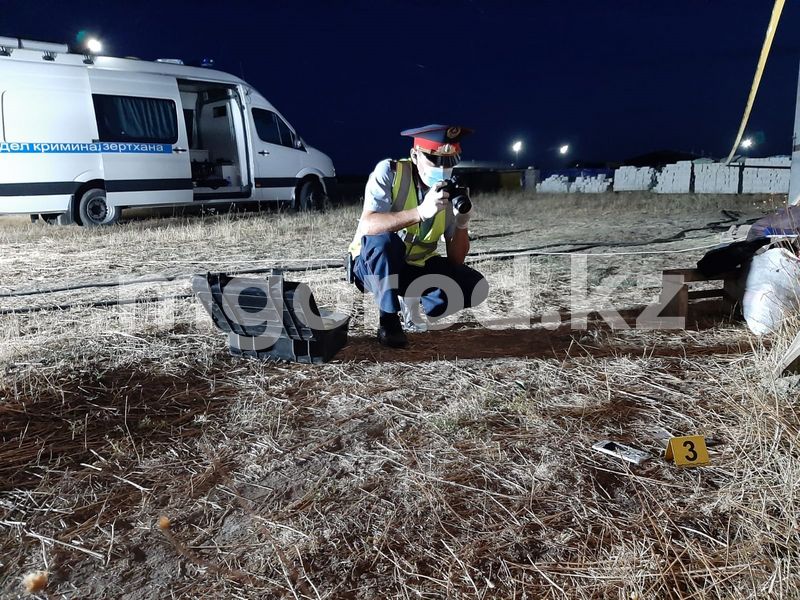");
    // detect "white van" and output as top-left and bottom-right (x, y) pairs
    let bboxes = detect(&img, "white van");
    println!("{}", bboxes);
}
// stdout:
(0, 37), (336, 225)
